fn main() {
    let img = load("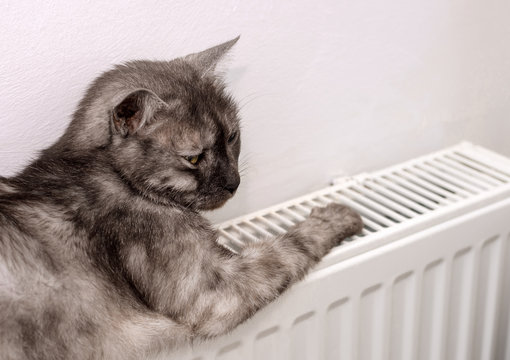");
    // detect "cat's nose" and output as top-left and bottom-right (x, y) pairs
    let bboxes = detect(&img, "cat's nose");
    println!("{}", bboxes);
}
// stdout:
(224, 178), (240, 194)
